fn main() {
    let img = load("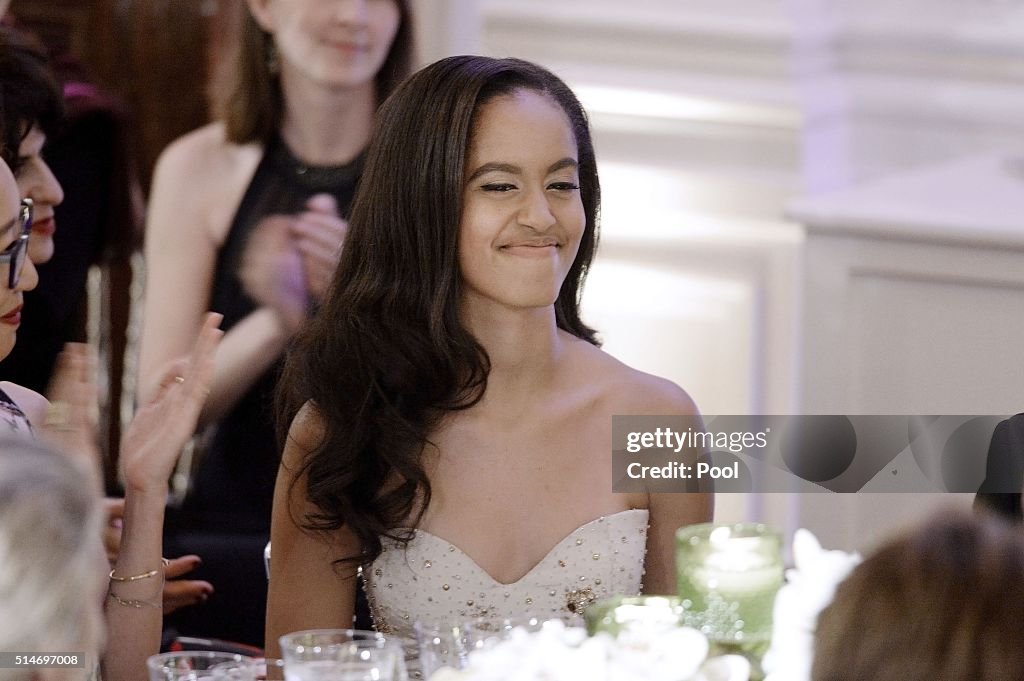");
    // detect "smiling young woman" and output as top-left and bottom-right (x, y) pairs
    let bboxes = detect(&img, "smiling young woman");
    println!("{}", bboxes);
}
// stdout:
(267, 56), (712, 665)
(457, 89), (586, 315)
